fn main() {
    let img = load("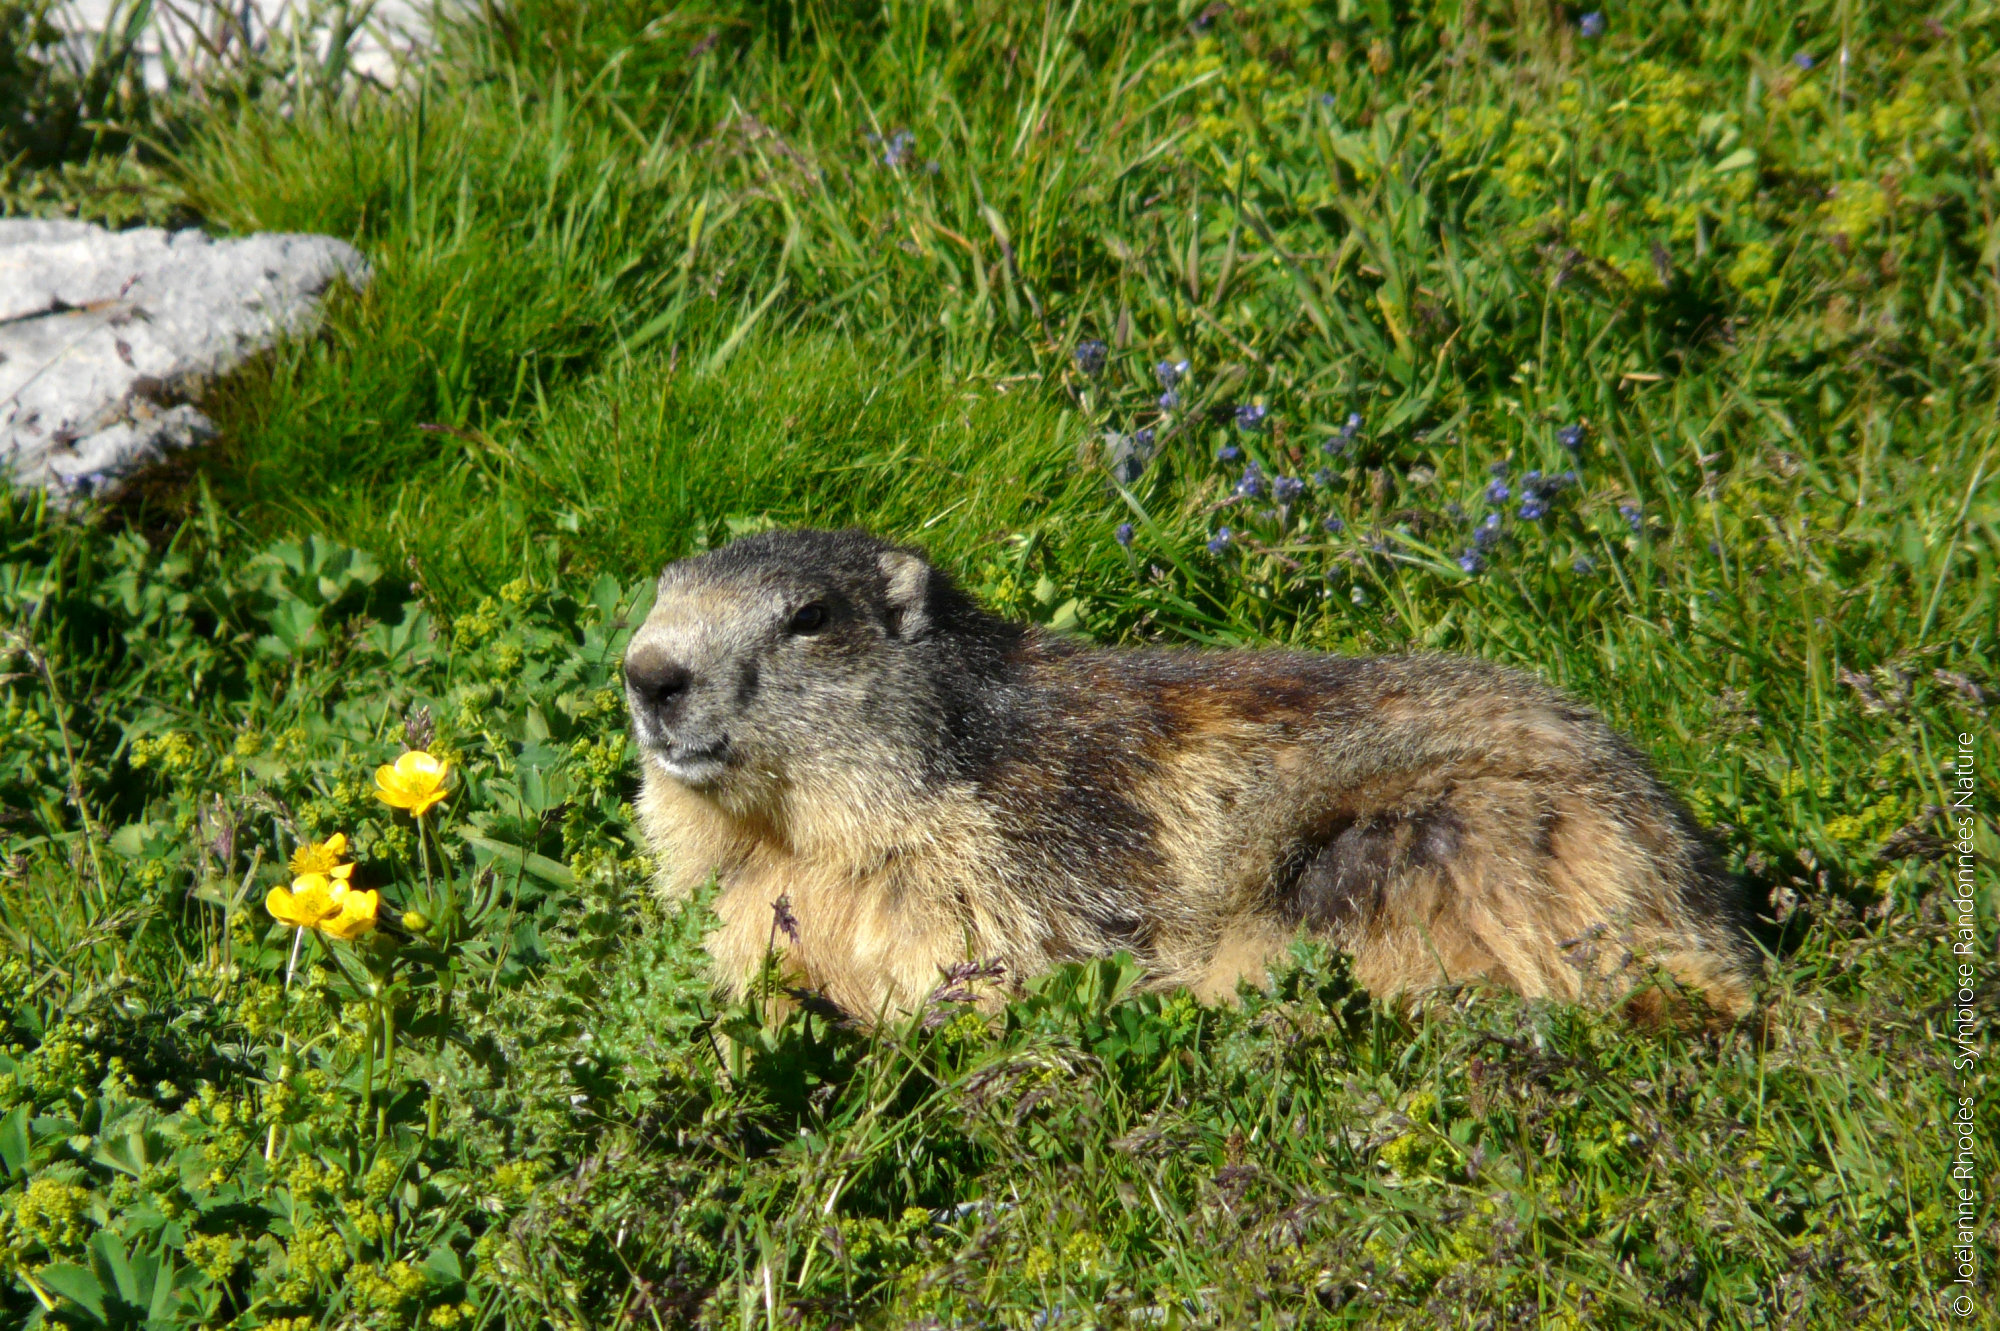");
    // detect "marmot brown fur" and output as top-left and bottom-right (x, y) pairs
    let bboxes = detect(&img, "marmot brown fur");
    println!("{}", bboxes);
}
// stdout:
(625, 528), (1759, 1024)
